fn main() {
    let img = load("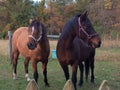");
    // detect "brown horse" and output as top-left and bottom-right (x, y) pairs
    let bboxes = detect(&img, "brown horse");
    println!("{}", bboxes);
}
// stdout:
(11, 19), (50, 86)
(78, 40), (96, 86)
(56, 11), (101, 90)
